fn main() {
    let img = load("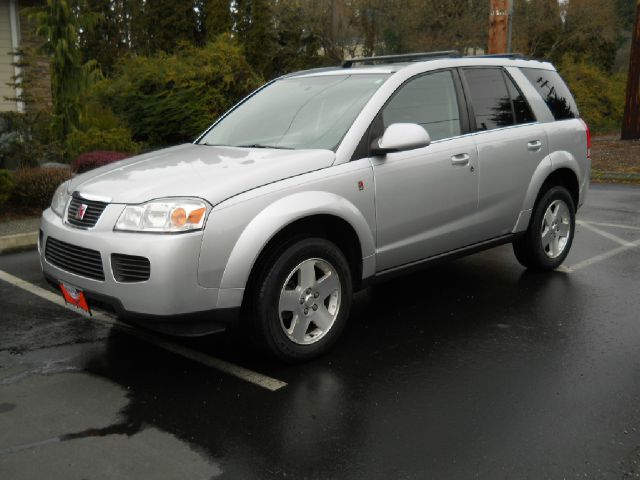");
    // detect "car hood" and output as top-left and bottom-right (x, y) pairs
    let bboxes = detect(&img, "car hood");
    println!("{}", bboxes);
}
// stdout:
(69, 144), (335, 205)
